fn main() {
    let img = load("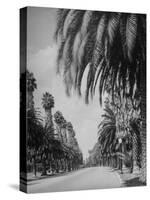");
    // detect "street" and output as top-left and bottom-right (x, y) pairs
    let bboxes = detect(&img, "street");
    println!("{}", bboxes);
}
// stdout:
(27, 167), (123, 193)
